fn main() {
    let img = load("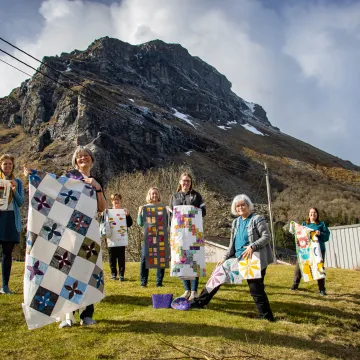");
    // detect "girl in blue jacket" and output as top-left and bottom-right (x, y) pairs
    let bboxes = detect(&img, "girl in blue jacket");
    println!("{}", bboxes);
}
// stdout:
(291, 207), (330, 295)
